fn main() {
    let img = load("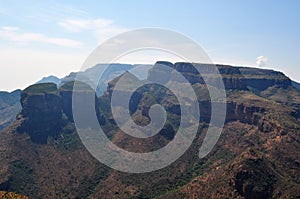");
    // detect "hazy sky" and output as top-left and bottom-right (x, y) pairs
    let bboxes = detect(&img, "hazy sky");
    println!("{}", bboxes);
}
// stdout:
(0, 0), (299, 91)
